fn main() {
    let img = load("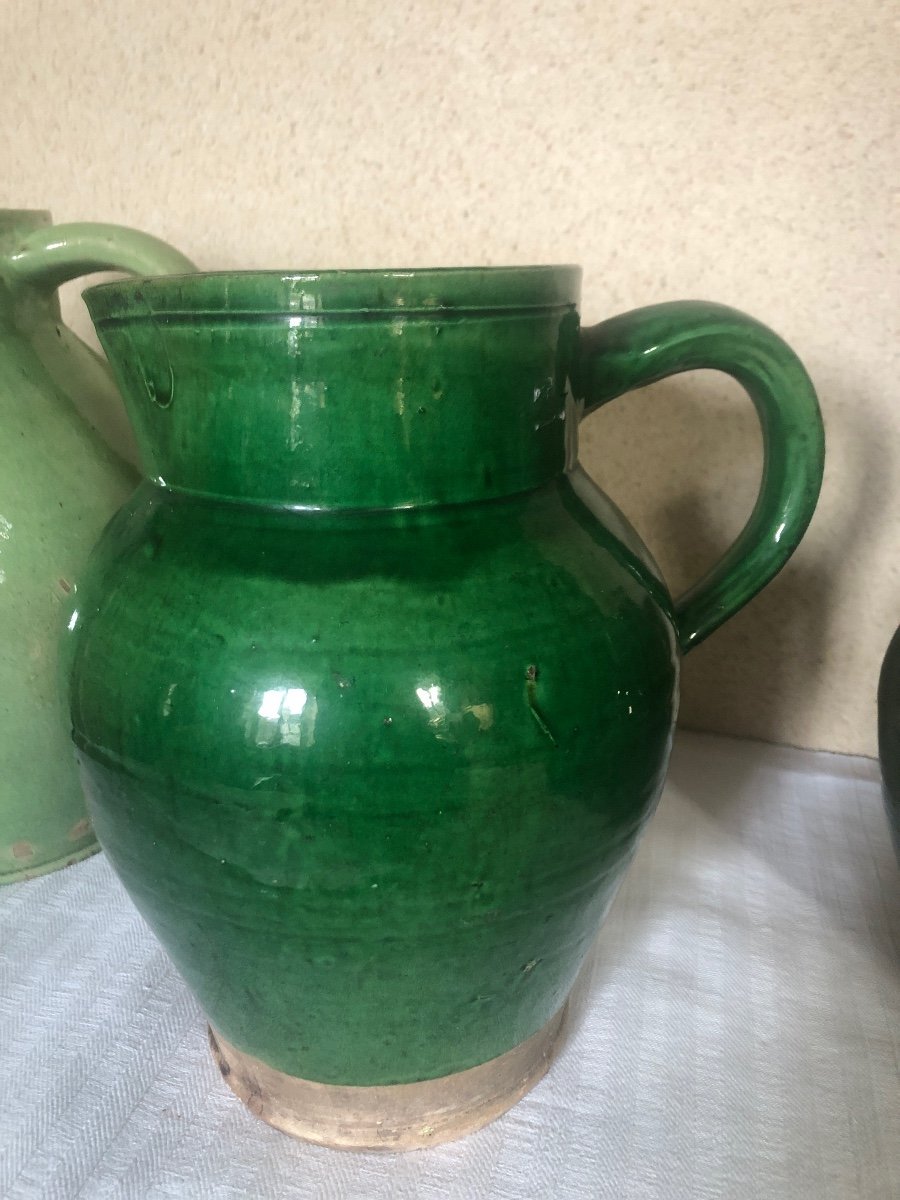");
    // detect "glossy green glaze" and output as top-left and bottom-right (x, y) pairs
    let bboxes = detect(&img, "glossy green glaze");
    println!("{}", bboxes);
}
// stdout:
(0, 211), (194, 882)
(877, 627), (900, 861)
(67, 268), (823, 1085)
